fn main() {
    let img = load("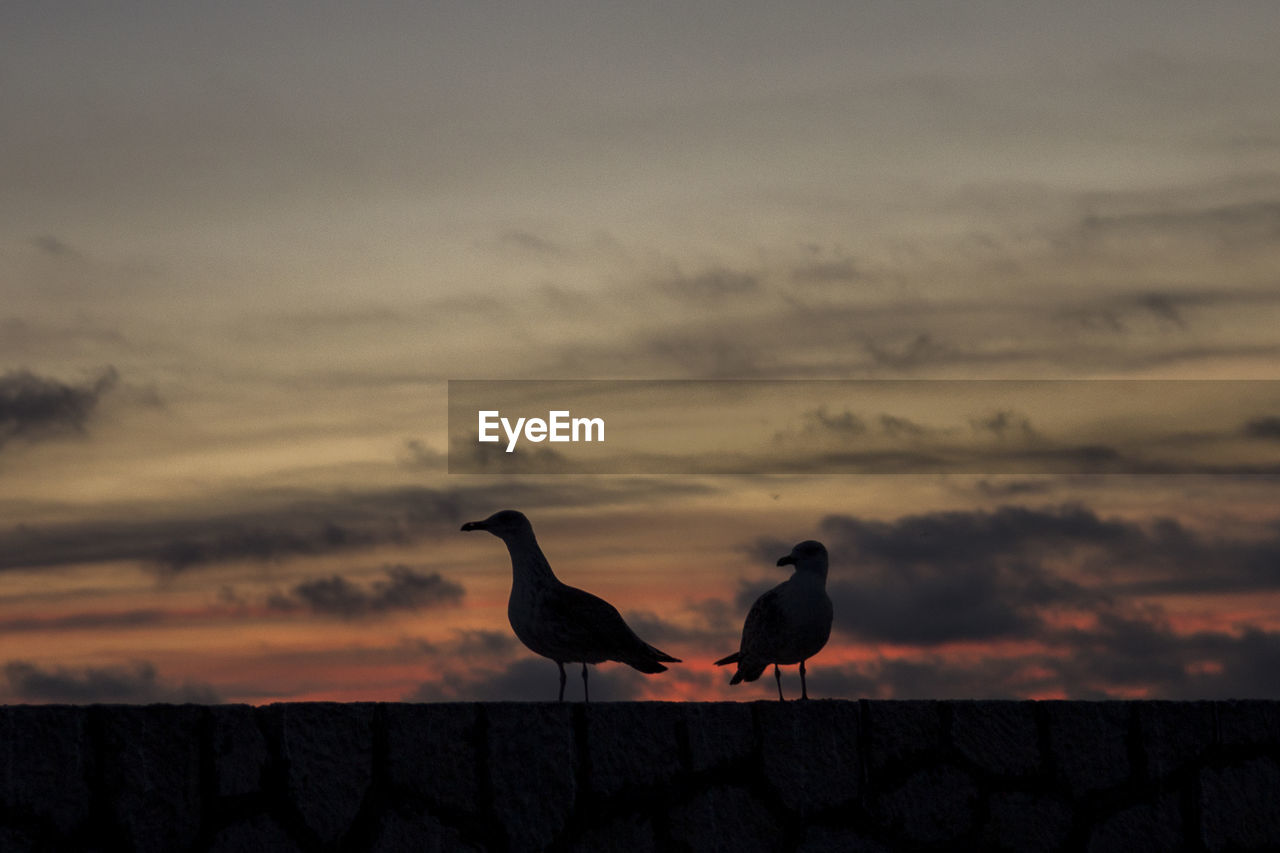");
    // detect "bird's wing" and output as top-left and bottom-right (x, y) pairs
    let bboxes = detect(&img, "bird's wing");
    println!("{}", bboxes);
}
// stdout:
(739, 584), (790, 660)
(541, 583), (676, 666)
